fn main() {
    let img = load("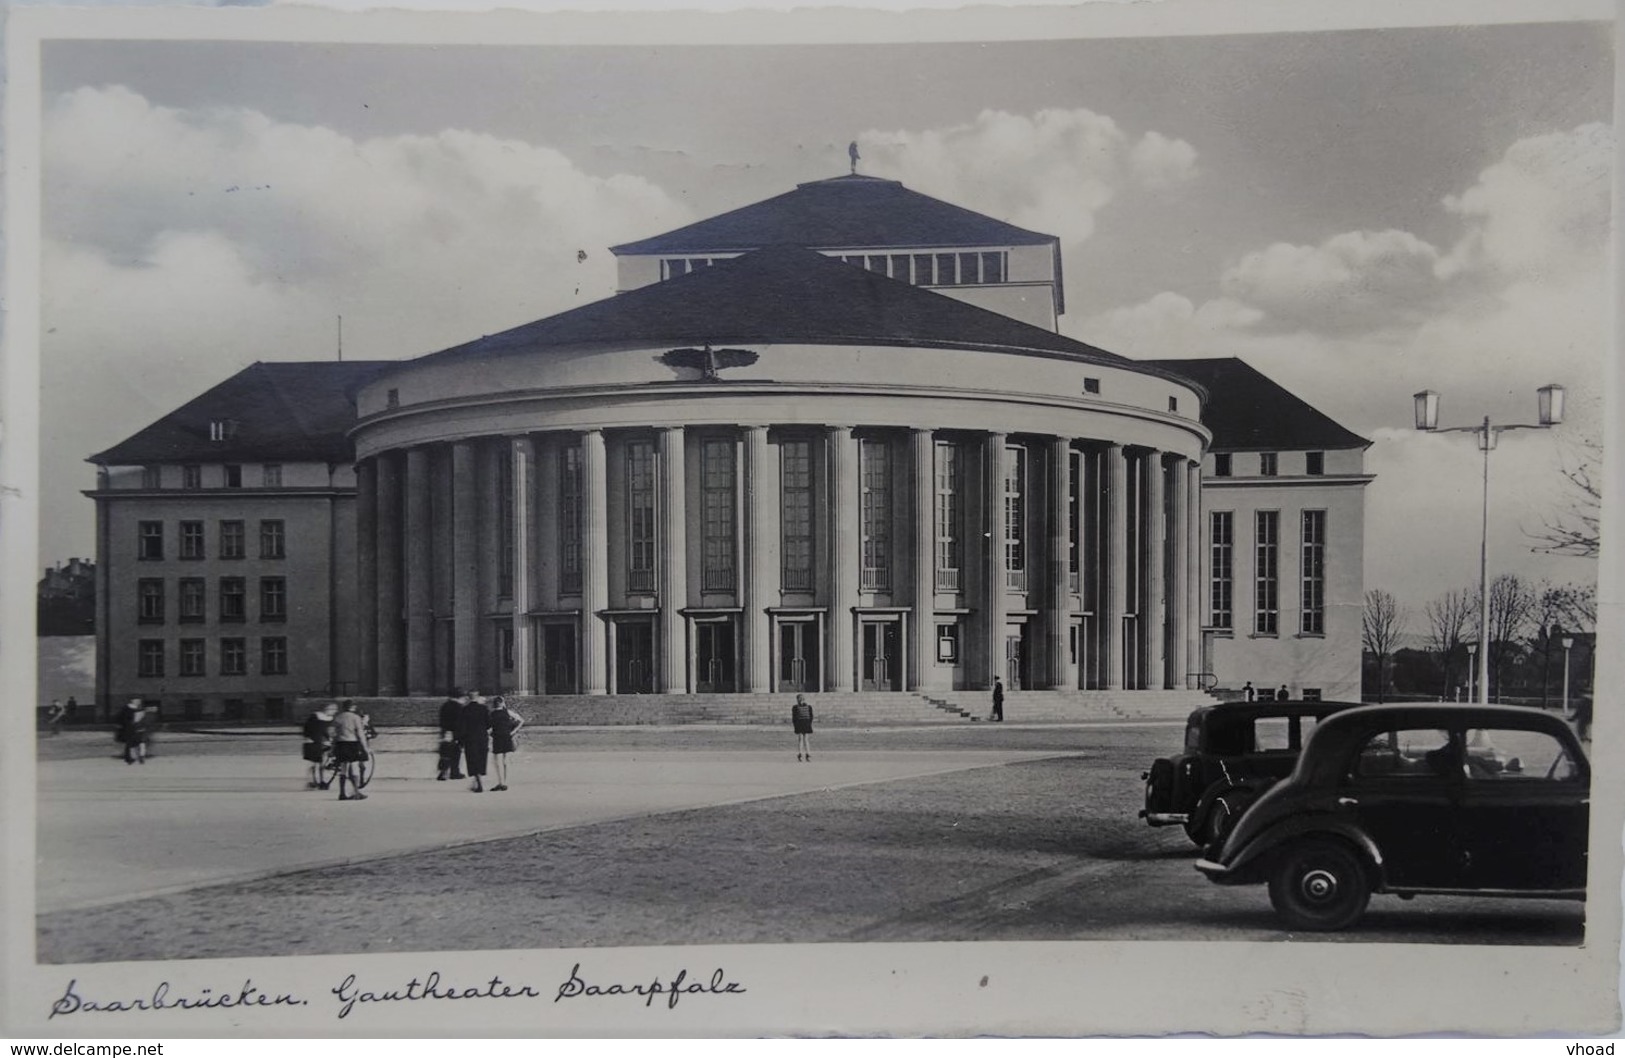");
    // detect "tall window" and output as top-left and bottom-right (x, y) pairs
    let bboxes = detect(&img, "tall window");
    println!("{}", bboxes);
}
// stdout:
(498, 446), (515, 597)
(138, 521), (163, 560)
(138, 578), (165, 624)
(220, 577), (246, 623)
(1306, 451), (1325, 476)
(626, 441), (656, 593)
(1210, 511), (1234, 629)
(1003, 445), (1026, 590)
(224, 465), (243, 488)
(1259, 452), (1279, 477)
(219, 520), (245, 560)
(1301, 510), (1327, 635)
(179, 639), (205, 677)
(859, 437), (892, 591)
(260, 520), (285, 559)
(1254, 510), (1279, 635)
(138, 640), (165, 678)
(934, 441), (961, 591)
(182, 465), (202, 489)
(559, 445), (583, 595)
(220, 637), (246, 676)
(262, 637), (288, 676)
(179, 521), (205, 560)
(262, 464), (282, 487)
(781, 440), (814, 591)
(178, 577), (205, 623)
(701, 438), (737, 592)
(141, 466), (162, 489)
(260, 577), (287, 622)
